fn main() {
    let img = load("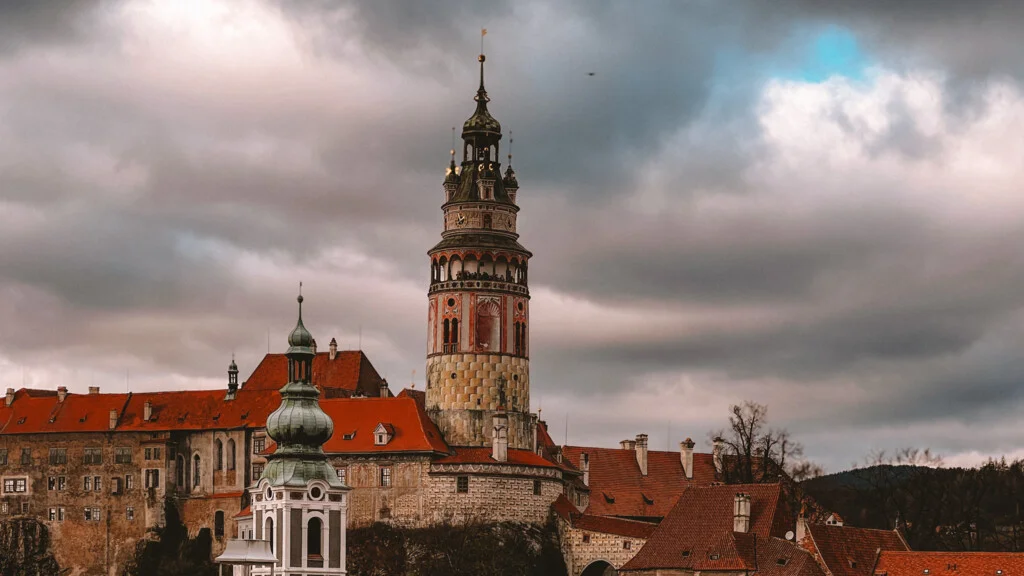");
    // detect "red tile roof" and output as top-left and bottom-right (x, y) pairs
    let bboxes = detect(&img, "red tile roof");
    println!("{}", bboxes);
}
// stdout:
(0, 390), (131, 434)
(873, 551), (1024, 576)
(621, 483), (791, 572)
(242, 351), (384, 398)
(755, 537), (827, 576)
(119, 389), (279, 431)
(552, 494), (657, 539)
(433, 447), (560, 469)
(562, 444), (718, 519)
(321, 397), (448, 454)
(804, 523), (908, 576)
(235, 506), (252, 519)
